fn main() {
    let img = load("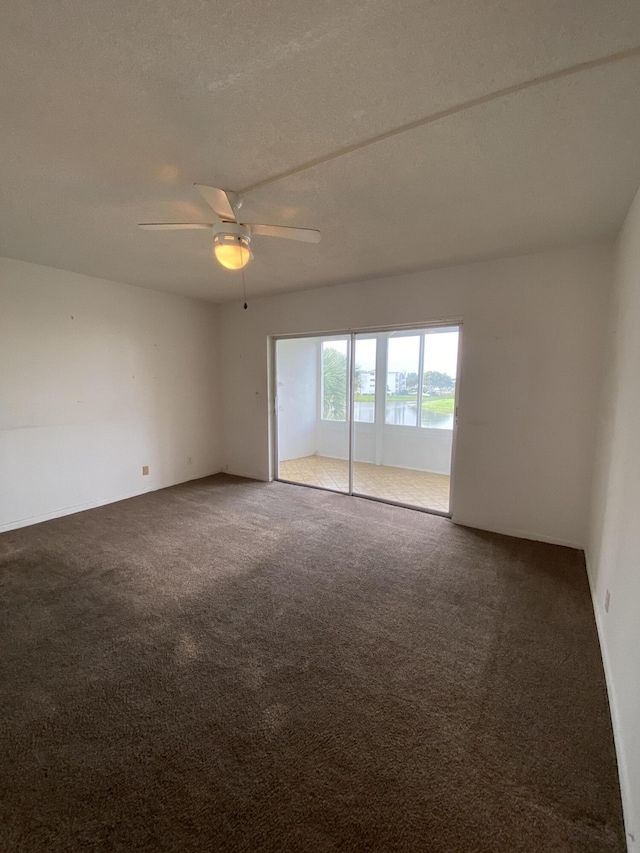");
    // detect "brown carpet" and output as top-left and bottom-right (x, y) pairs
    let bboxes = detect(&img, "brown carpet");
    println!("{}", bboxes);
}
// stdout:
(0, 475), (624, 852)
